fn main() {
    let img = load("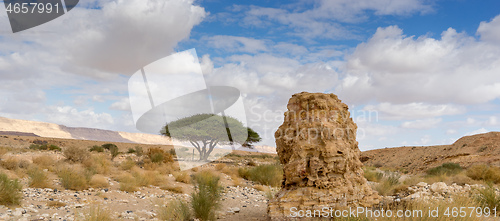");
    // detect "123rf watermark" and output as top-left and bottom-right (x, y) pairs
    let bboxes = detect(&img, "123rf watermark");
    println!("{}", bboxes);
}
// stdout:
(290, 207), (498, 219)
